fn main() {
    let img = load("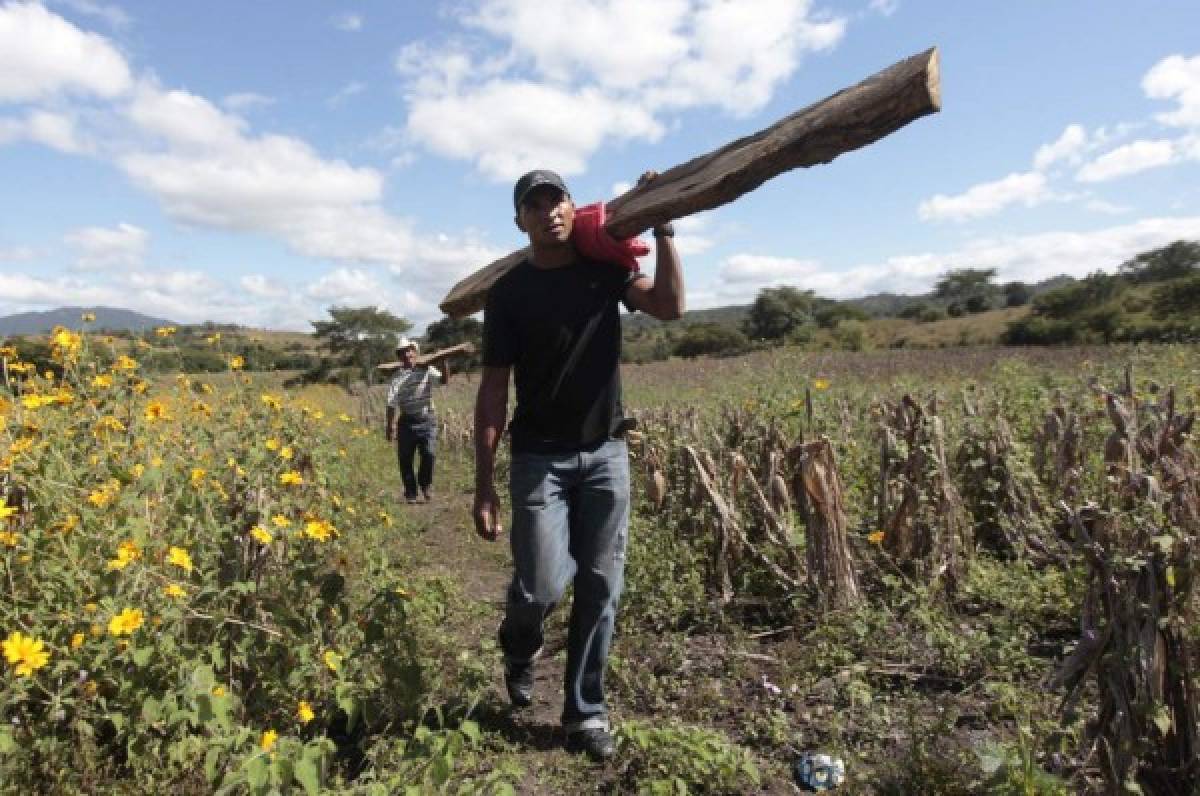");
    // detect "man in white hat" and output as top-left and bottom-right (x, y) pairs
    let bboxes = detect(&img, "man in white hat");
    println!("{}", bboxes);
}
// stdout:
(385, 336), (448, 503)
